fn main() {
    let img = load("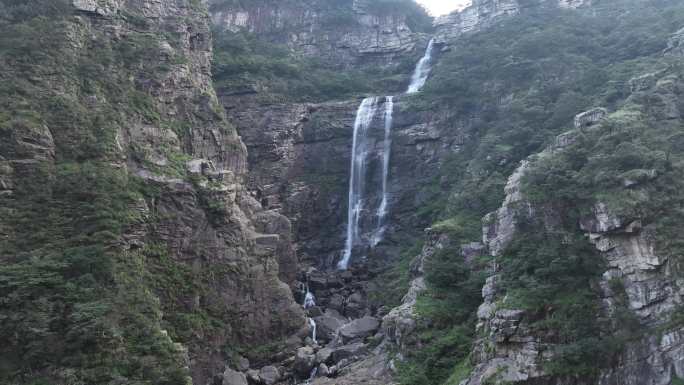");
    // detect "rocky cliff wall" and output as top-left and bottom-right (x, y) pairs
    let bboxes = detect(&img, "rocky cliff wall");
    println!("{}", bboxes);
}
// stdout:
(208, 0), (425, 69)
(0, 1), (304, 383)
(223, 94), (466, 268)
